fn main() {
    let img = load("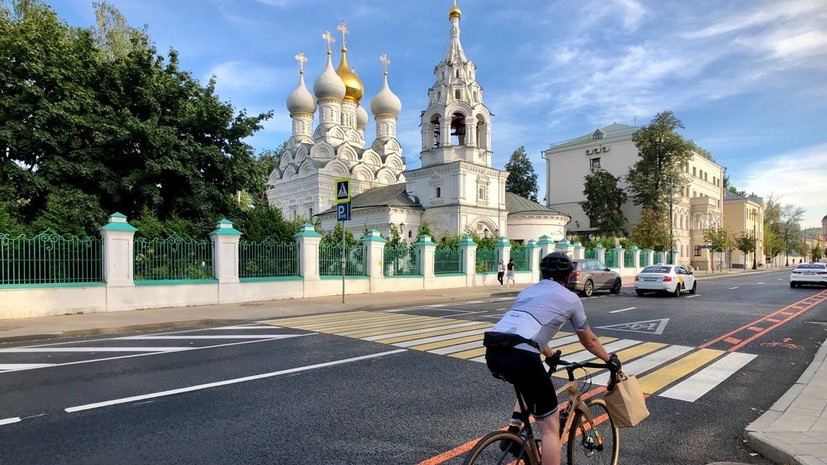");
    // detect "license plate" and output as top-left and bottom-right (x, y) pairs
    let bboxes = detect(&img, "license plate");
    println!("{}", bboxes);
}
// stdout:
(643, 277), (657, 281)
(804, 272), (815, 275)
